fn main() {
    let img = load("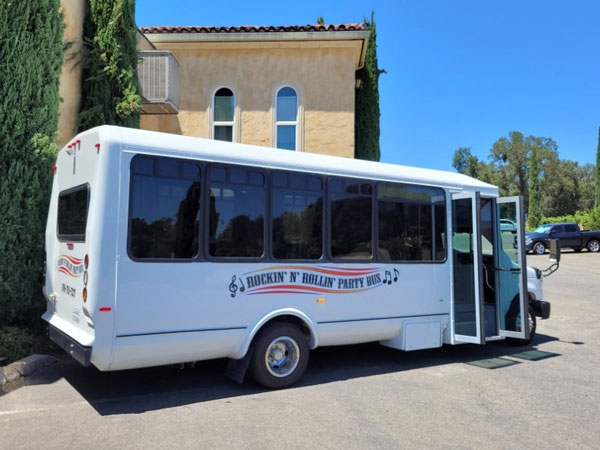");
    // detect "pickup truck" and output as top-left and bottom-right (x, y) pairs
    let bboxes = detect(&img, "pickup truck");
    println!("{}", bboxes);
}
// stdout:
(525, 222), (600, 254)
